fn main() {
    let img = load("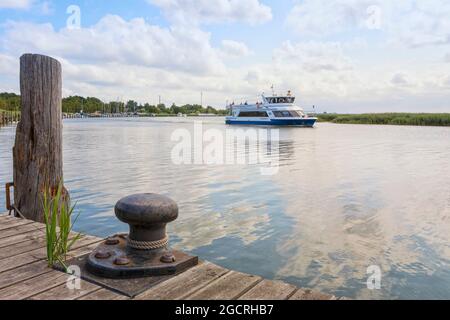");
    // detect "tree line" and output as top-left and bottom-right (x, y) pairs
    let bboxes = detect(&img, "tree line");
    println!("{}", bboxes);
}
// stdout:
(0, 93), (20, 111)
(0, 92), (227, 115)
